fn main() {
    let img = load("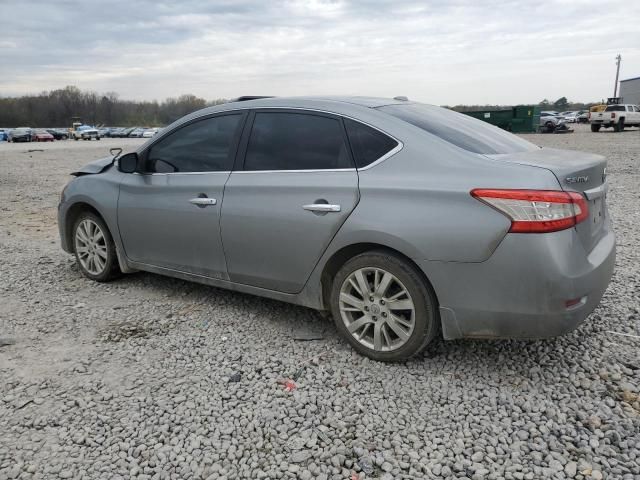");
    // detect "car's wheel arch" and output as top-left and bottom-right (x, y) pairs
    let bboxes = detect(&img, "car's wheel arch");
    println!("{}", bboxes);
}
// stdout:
(319, 241), (439, 315)
(63, 201), (134, 273)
